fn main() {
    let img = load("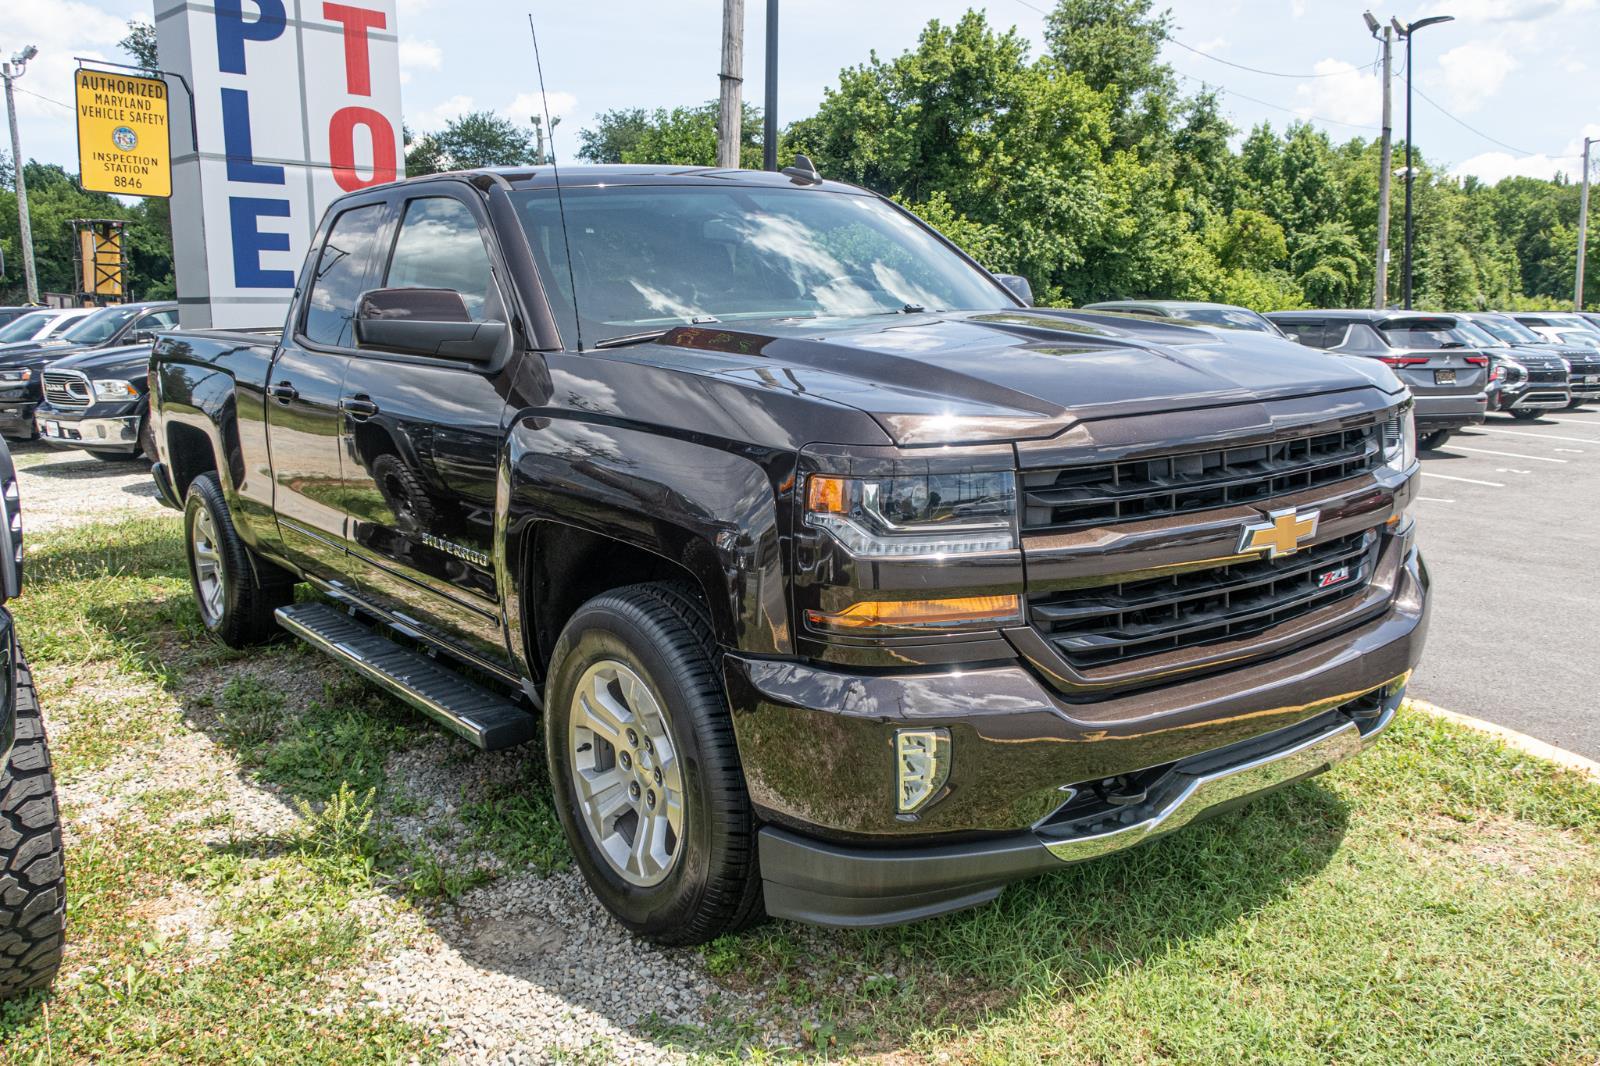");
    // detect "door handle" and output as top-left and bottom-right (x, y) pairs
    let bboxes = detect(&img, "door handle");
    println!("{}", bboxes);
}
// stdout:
(342, 395), (380, 420)
(269, 381), (298, 404)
